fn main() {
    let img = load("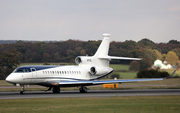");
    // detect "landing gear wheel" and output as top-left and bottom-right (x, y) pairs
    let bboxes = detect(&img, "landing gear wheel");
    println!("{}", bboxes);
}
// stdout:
(79, 86), (88, 93)
(20, 85), (25, 94)
(53, 87), (60, 93)
(20, 91), (24, 94)
(79, 89), (87, 93)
